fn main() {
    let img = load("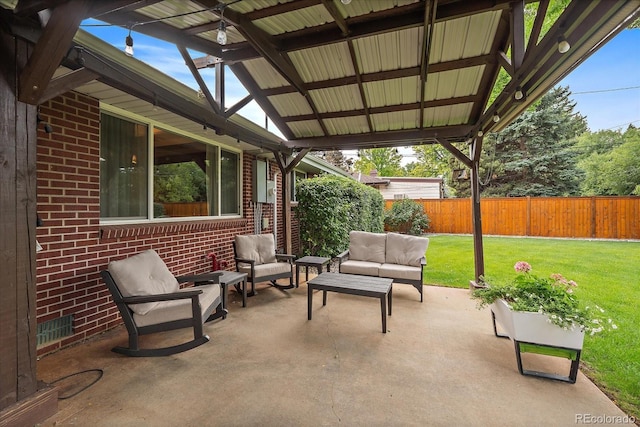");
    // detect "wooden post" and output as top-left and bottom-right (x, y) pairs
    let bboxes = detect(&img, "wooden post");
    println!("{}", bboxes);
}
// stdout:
(470, 137), (485, 283)
(281, 170), (292, 254)
(0, 31), (57, 424)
